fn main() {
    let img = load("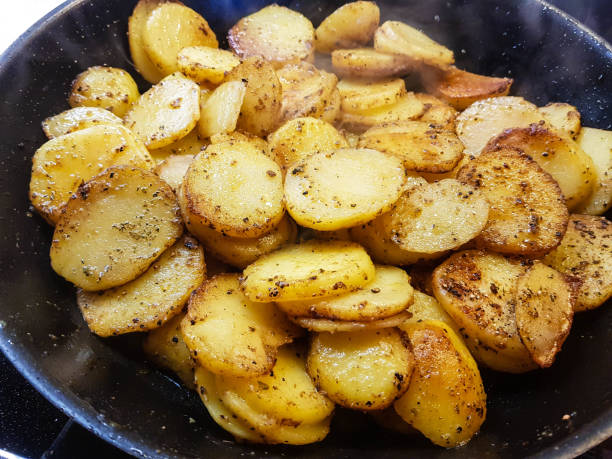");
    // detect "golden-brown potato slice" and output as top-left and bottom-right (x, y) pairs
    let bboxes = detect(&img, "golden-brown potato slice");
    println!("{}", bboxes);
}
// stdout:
(539, 102), (581, 139)
(456, 96), (545, 156)
(50, 166), (183, 291)
(374, 21), (454, 68)
(395, 320), (486, 447)
(341, 92), (425, 133)
(432, 250), (536, 373)
(188, 215), (298, 269)
(143, 313), (196, 389)
(225, 58), (282, 137)
(154, 154), (194, 193)
(228, 5), (315, 69)
(457, 148), (568, 257)
(68, 66), (140, 117)
(285, 148), (405, 230)
(315, 1), (380, 53)
(574, 127), (612, 215)
(29, 124), (154, 224)
(197, 80), (246, 138)
(240, 240), (375, 302)
(320, 88), (342, 125)
(123, 73), (200, 149)
(358, 121), (464, 173)
(128, 0), (169, 84)
(290, 310), (412, 333)
(42, 106), (123, 139)
(400, 290), (458, 332)
(276, 265), (413, 321)
(143, 2), (217, 76)
(307, 329), (413, 410)
(515, 262), (574, 368)
(77, 235), (204, 336)
(209, 129), (279, 165)
(267, 117), (348, 173)
(148, 128), (208, 163)
(179, 141), (284, 238)
(484, 125), (596, 210)
(543, 214), (612, 311)
(414, 92), (458, 130)
(181, 274), (300, 377)
(177, 46), (240, 85)
(331, 48), (413, 79)
(421, 66), (512, 110)
(337, 78), (406, 113)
